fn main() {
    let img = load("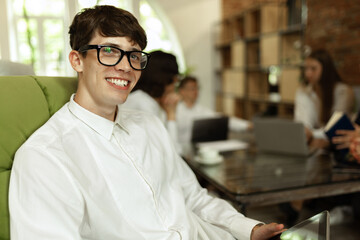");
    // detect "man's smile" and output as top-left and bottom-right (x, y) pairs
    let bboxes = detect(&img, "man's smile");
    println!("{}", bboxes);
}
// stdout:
(106, 78), (129, 87)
